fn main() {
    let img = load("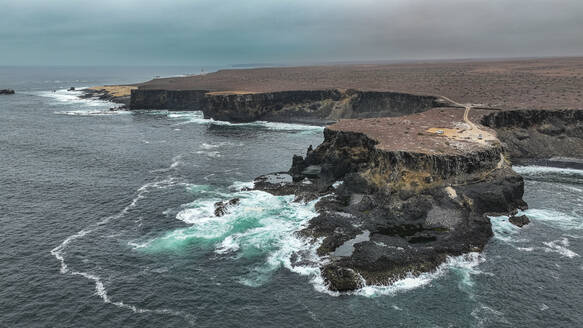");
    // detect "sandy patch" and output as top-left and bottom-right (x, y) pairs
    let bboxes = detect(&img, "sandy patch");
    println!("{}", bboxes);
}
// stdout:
(88, 85), (137, 97)
(206, 90), (259, 95)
